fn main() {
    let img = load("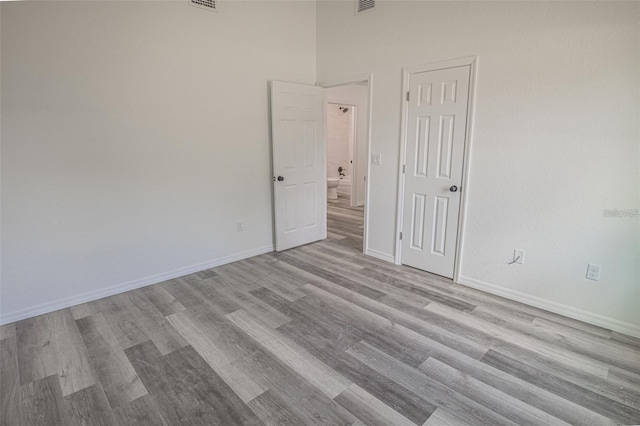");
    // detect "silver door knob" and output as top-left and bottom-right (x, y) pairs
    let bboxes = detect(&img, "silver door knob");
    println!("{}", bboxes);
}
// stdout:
(449, 185), (458, 192)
